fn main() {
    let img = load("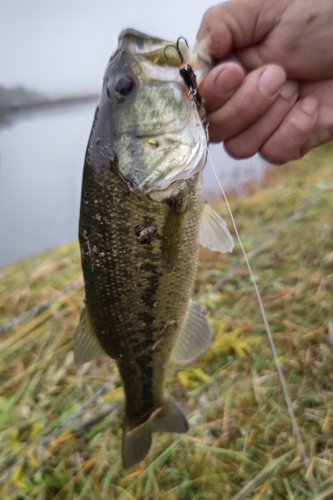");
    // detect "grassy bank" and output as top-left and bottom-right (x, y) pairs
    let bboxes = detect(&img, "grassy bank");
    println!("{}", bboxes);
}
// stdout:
(1, 145), (333, 499)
